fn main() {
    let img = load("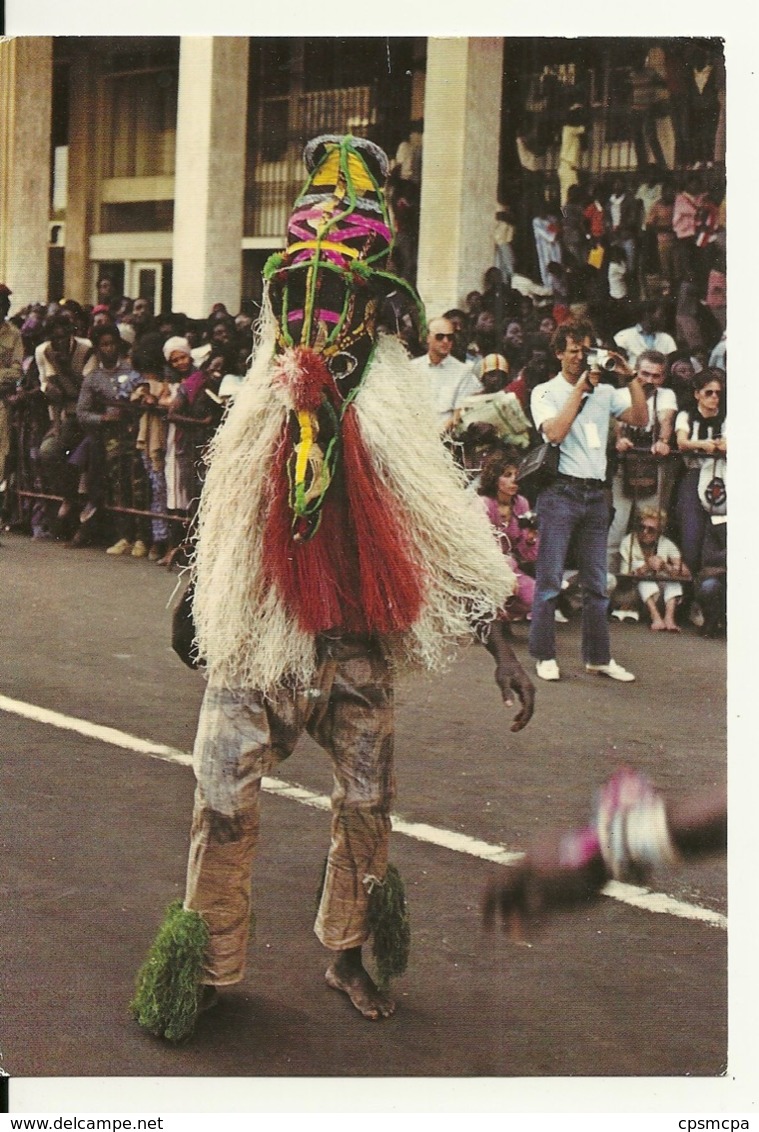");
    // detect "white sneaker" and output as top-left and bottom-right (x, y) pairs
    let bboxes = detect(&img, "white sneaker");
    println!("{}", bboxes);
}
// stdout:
(689, 603), (705, 628)
(611, 610), (639, 623)
(585, 659), (635, 682)
(536, 659), (561, 681)
(554, 609), (569, 623)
